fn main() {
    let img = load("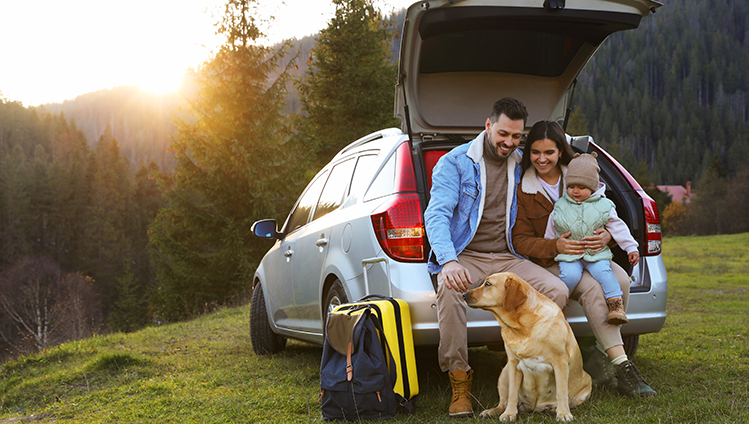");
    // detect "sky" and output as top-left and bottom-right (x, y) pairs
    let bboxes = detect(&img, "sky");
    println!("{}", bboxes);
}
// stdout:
(0, 0), (415, 107)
